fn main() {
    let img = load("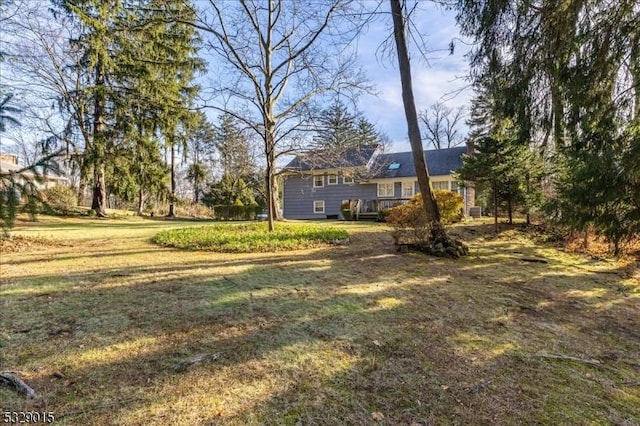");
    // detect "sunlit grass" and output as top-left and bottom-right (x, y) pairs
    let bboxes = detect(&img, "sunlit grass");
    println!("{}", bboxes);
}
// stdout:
(1, 215), (638, 424)
(152, 222), (349, 252)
